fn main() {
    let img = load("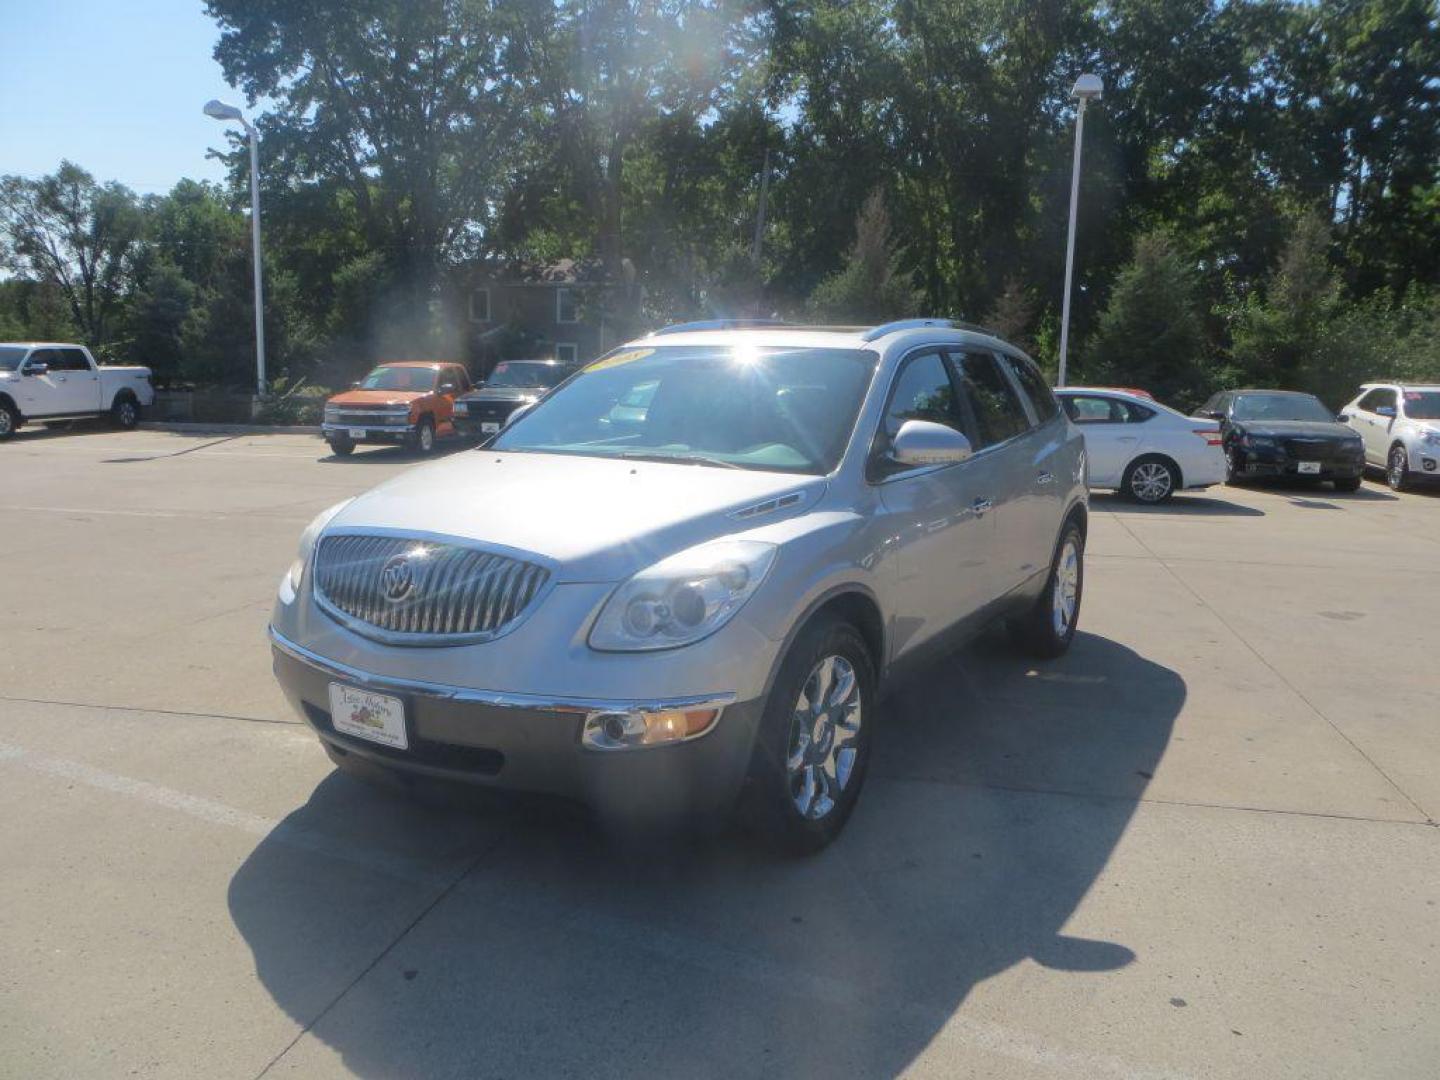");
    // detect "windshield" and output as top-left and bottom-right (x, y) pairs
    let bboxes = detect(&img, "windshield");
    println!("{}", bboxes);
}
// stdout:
(0, 346), (29, 371)
(1232, 392), (1334, 423)
(1403, 391), (1440, 420)
(491, 344), (877, 474)
(487, 361), (568, 389)
(359, 365), (437, 392)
